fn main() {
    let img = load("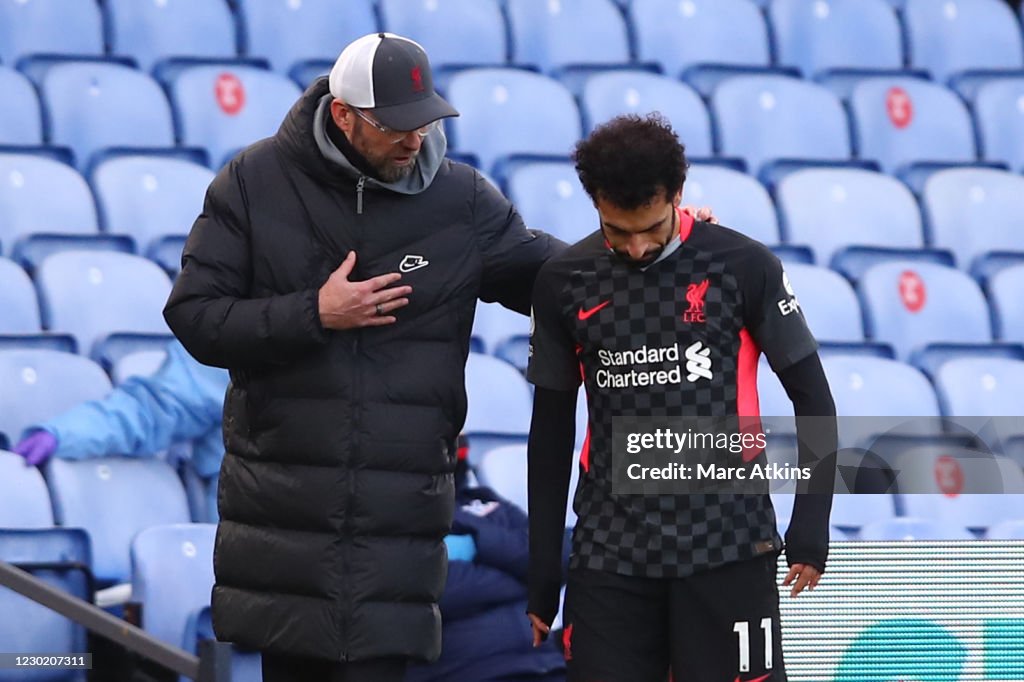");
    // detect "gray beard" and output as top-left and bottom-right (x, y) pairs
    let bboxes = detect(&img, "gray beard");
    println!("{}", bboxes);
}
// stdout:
(375, 161), (415, 183)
